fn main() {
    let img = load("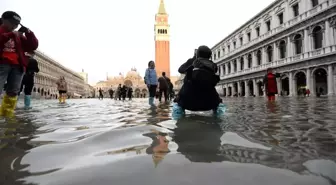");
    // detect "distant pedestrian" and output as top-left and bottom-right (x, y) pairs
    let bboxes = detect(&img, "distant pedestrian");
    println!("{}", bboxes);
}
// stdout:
(263, 68), (281, 101)
(56, 76), (68, 103)
(144, 60), (158, 107)
(18, 51), (39, 109)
